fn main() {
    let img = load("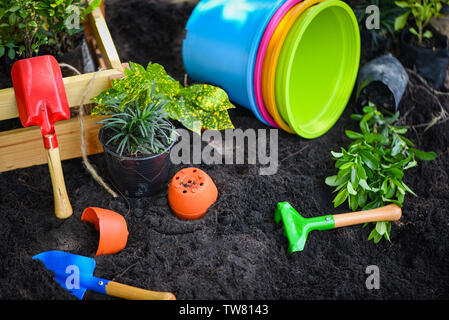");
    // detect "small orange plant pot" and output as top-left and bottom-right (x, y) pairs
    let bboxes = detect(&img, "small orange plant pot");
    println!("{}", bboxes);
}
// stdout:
(168, 168), (218, 220)
(81, 207), (129, 256)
